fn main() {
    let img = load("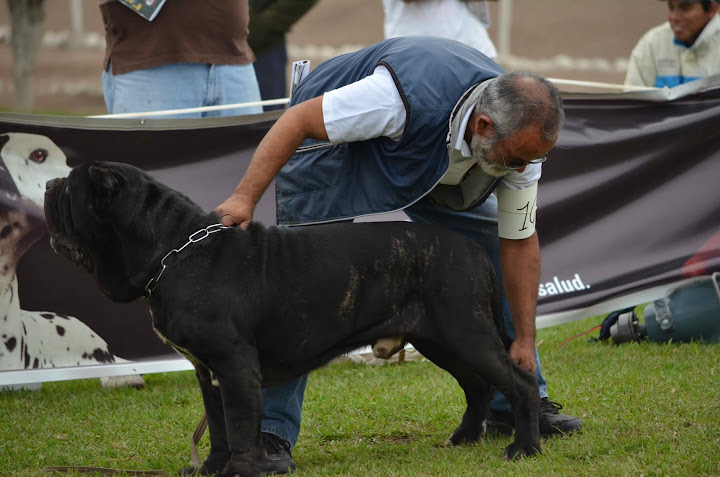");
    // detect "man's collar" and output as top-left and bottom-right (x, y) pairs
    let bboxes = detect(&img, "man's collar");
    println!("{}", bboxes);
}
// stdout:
(447, 79), (494, 156)
(455, 109), (475, 157)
